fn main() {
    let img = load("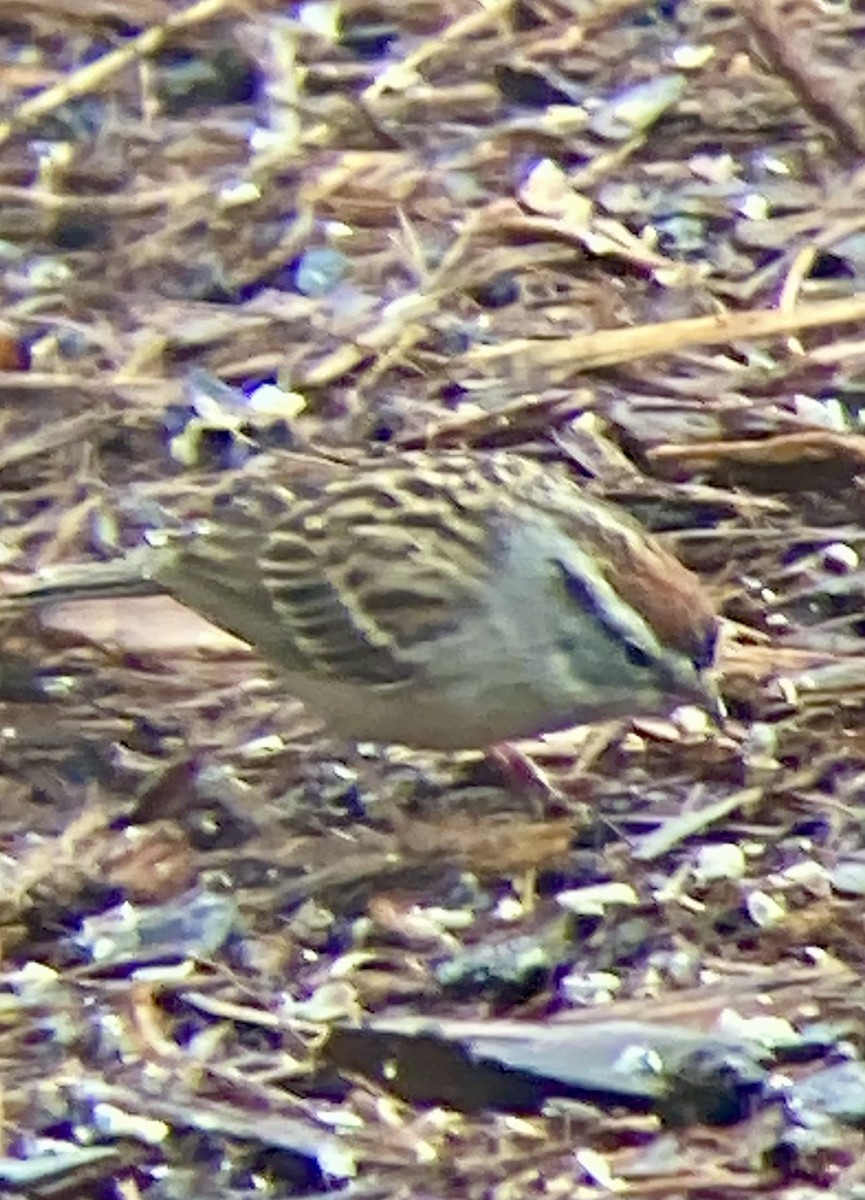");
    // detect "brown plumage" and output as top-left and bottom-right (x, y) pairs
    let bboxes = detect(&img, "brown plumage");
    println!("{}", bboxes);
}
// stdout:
(4, 451), (720, 748)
